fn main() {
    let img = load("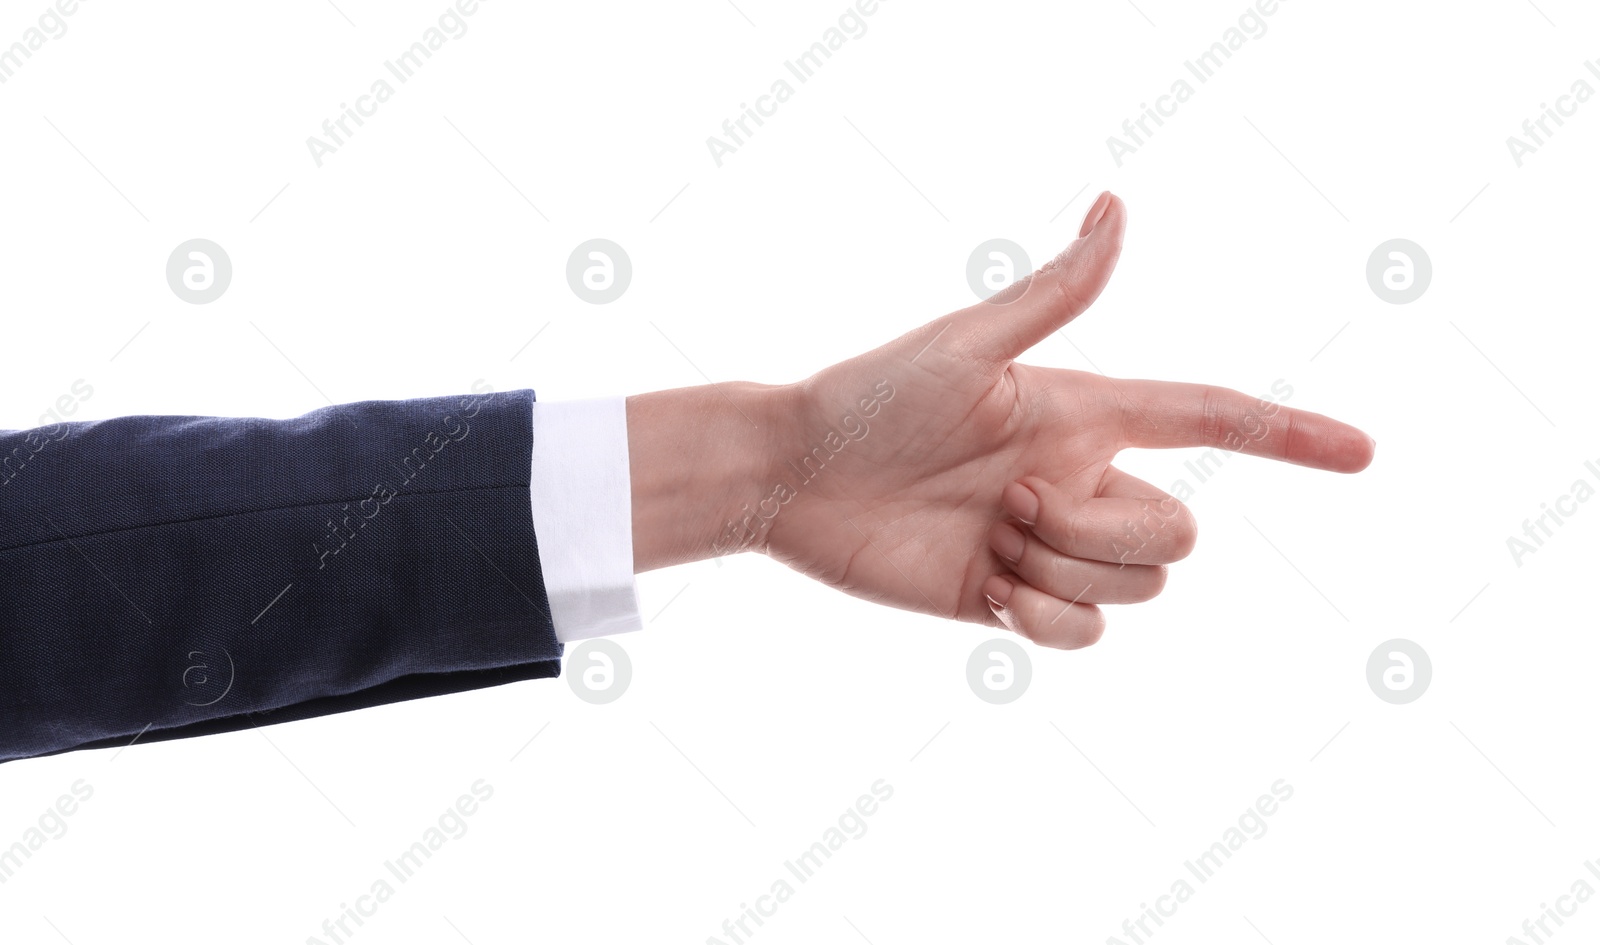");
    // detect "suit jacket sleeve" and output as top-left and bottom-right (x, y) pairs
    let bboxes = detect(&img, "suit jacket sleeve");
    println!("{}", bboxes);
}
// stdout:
(0, 388), (560, 764)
